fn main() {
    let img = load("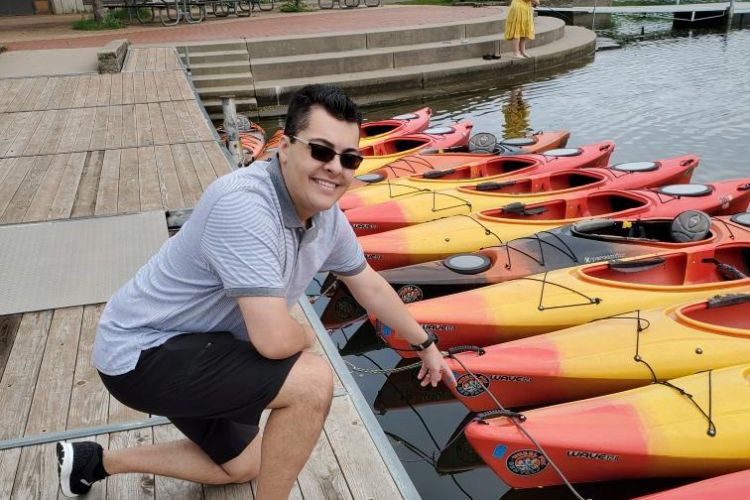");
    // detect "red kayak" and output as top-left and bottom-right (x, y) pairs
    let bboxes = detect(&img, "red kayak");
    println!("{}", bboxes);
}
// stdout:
(359, 107), (432, 148)
(346, 130), (571, 191)
(633, 469), (750, 499)
(346, 154), (698, 236)
(360, 178), (750, 271)
(342, 141), (615, 211)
